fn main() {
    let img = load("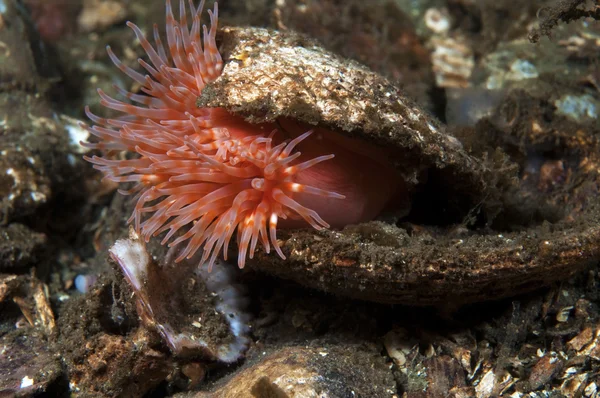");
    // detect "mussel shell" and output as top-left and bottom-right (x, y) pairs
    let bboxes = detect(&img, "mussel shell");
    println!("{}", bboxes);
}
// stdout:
(198, 27), (599, 306)
(251, 220), (600, 306)
(198, 27), (494, 204)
